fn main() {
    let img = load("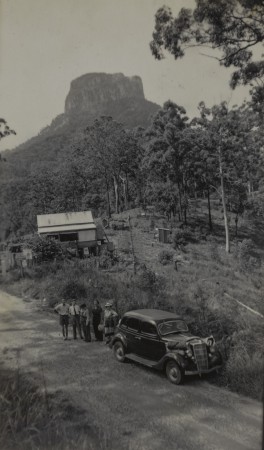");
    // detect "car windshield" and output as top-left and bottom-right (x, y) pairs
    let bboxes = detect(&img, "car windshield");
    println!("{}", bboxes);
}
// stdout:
(158, 320), (188, 335)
